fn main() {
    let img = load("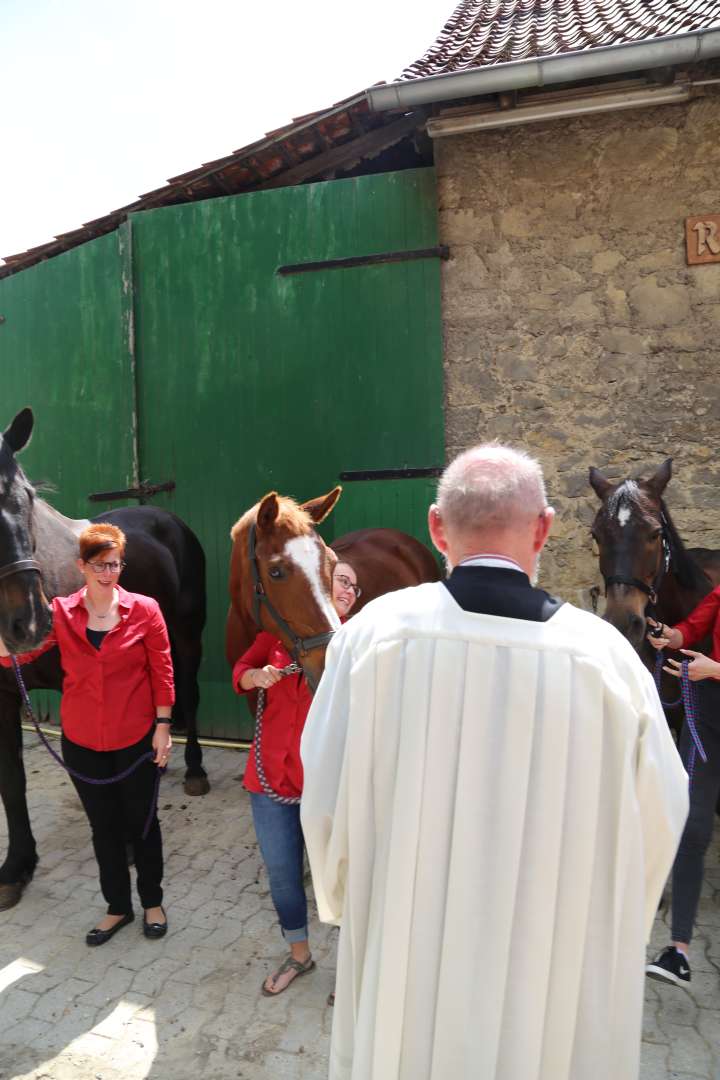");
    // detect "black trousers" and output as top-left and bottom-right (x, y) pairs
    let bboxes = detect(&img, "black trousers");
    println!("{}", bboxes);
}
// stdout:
(62, 728), (163, 914)
(671, 679), (720, 944)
